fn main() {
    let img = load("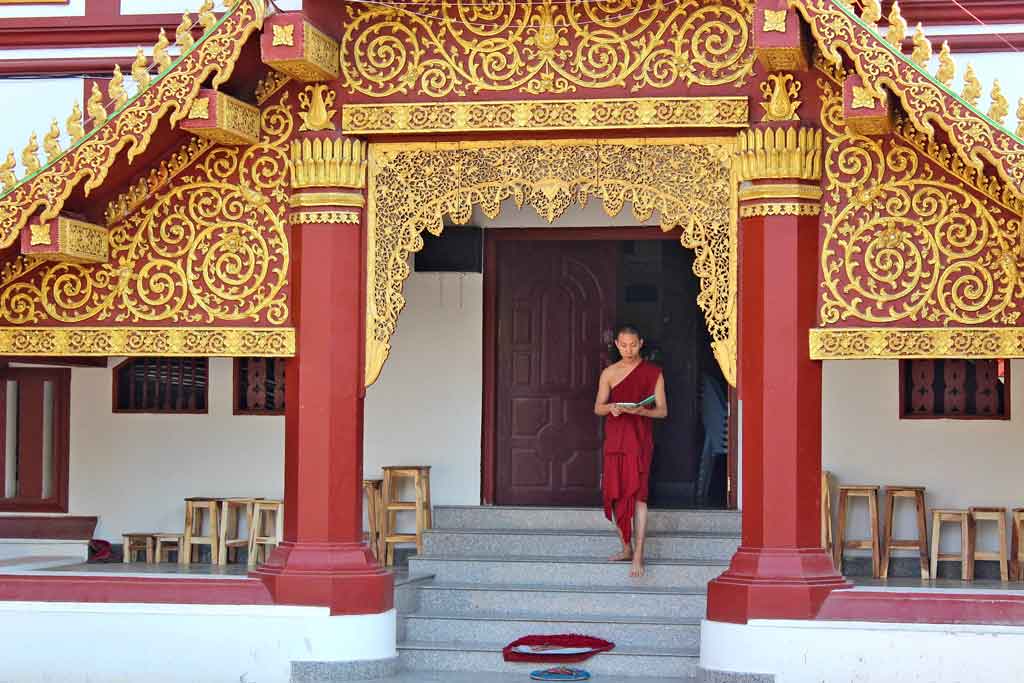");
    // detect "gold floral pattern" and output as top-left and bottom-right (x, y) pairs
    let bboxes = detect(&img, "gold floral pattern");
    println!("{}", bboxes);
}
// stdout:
(339, 0), (755, 98)
(810, 327), (1024, 359)
(366, 138), (737, 386)
(0, 327), (294, 357)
